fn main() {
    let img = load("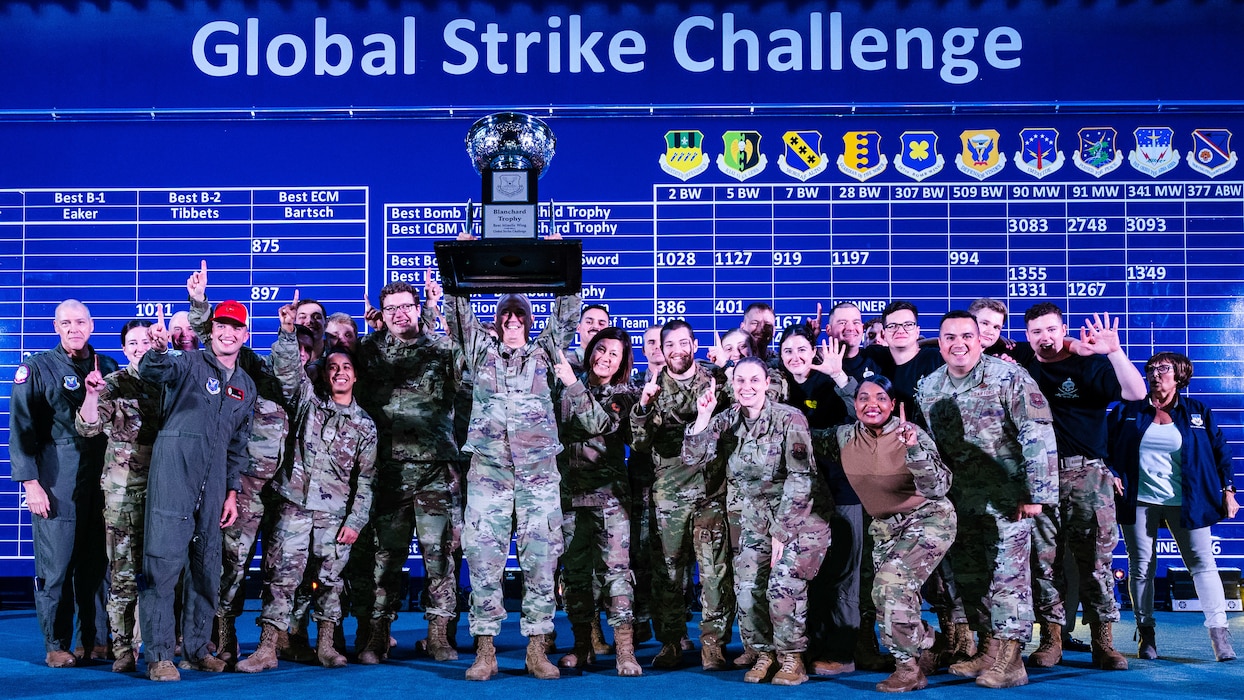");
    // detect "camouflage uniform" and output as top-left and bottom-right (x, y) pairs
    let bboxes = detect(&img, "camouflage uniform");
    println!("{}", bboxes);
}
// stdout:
(554, 375), (640, 628)
(445, 291), (579, 637)
(351, 326), (462, 626)
(682, 401), (829, 654)
(817, 417), (955, 661)
(915, 355), (1057, 643)
(626, 368), (658, 629)
(74, 364), (162, 658)
(257, 331), (377, 627)
(630, 365), (737, 649)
